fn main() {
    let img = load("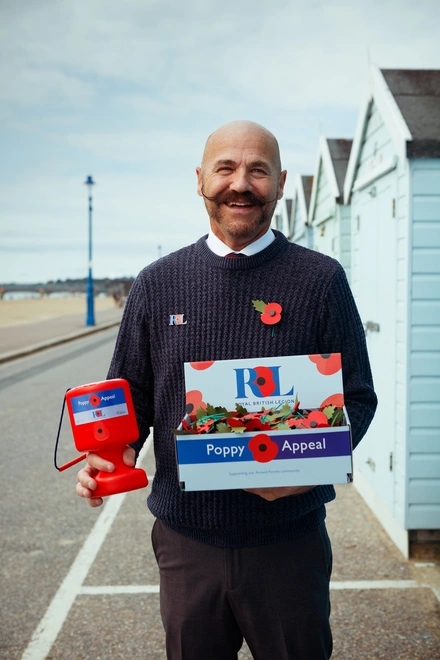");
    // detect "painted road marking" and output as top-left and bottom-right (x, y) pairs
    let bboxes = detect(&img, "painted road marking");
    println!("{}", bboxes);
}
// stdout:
(21, 438), (152, 660)
(75, 580), (424, 596)
(80, 585), (160, 595)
